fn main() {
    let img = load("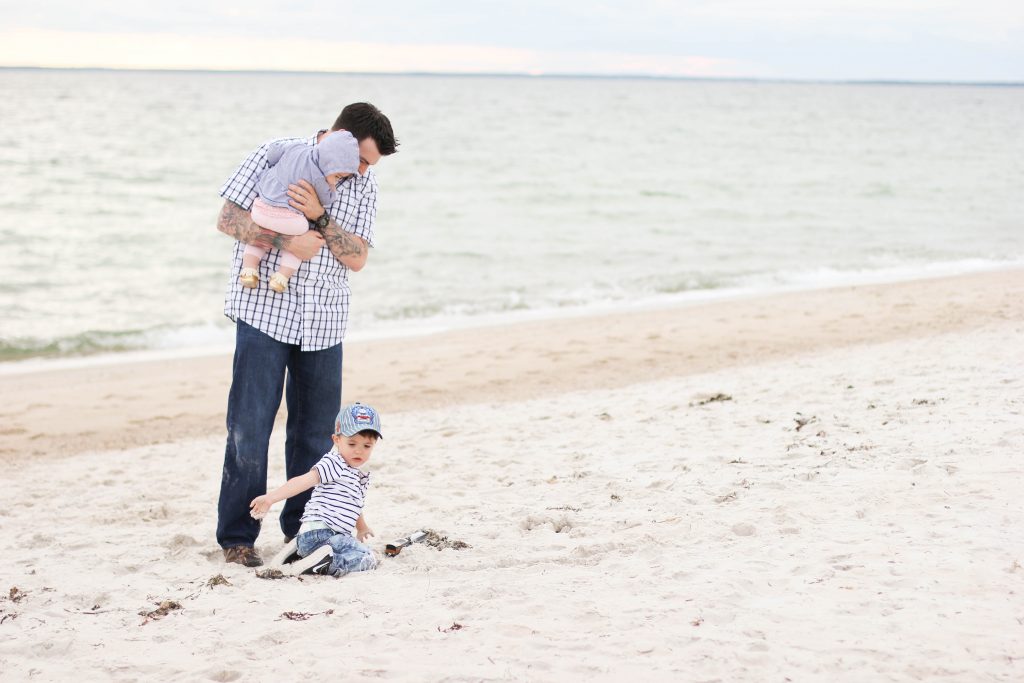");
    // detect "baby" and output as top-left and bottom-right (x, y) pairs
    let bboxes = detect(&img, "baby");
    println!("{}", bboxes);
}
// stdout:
(250, 402), (382, 576)
(240, 131), (360, 293)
